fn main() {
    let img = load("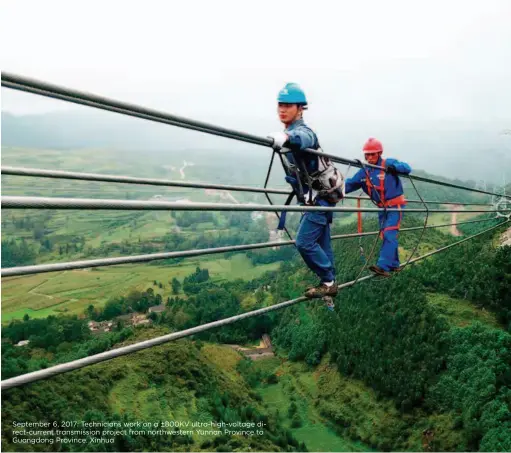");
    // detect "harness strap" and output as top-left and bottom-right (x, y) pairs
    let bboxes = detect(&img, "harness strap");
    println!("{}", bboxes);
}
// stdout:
(365, 158), (386, 205)
(379, 204), (404, 239)
(378, 194), (406, 208)
(366, 161), (407, 208)
(277, 191), (297, 231)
